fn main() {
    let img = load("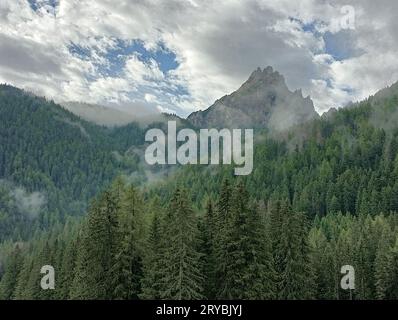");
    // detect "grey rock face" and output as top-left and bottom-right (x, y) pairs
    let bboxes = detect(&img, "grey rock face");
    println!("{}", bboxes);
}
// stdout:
(188, 67), (319, 130)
